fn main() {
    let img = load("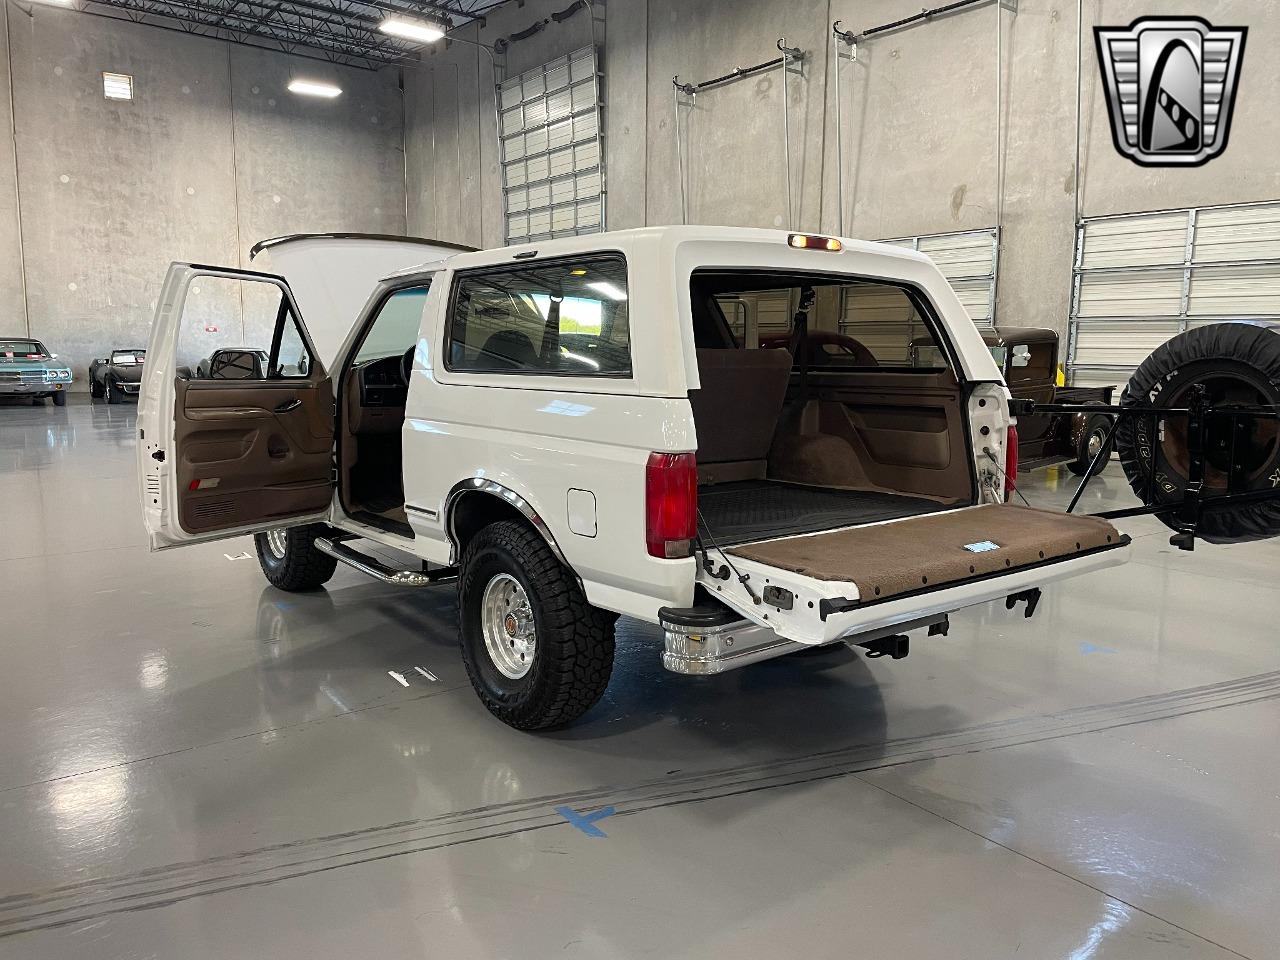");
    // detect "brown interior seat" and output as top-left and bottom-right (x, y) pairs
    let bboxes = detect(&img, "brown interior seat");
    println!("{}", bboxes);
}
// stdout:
(690, 347), (792, 484)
